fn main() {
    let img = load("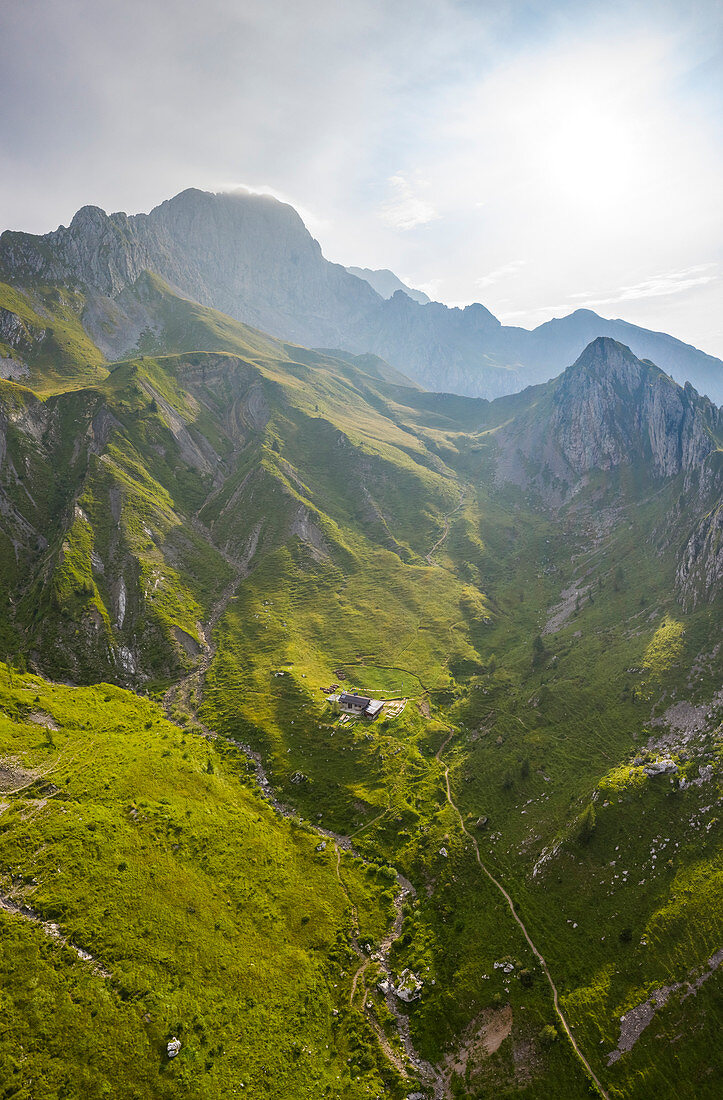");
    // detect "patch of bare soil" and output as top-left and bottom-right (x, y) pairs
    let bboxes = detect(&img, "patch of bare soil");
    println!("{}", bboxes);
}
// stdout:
(444, 1004), (513, 1079)
(416, 697), (430, 718)
(27, 711), (59, 731)
(0, 759), (37, 793)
